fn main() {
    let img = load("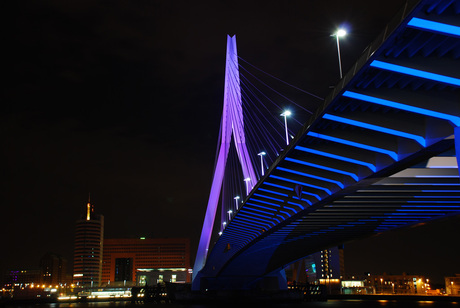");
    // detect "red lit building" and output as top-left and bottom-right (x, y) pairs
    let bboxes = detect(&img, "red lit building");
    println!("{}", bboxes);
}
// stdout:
(101, 238), (190, 286)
